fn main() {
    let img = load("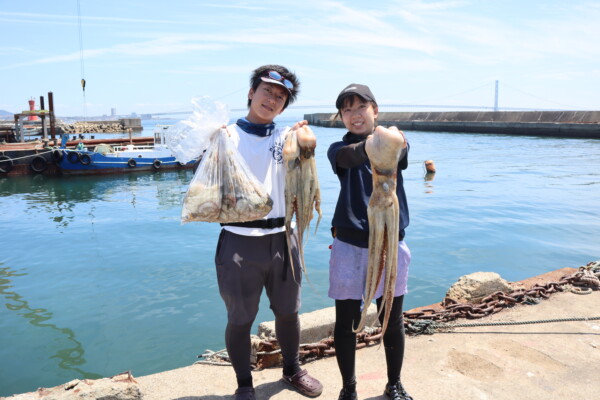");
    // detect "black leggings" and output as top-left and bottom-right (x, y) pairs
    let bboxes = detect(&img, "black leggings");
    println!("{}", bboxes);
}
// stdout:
(334, 296), (406, 389)
(226, 311), (301, 387)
